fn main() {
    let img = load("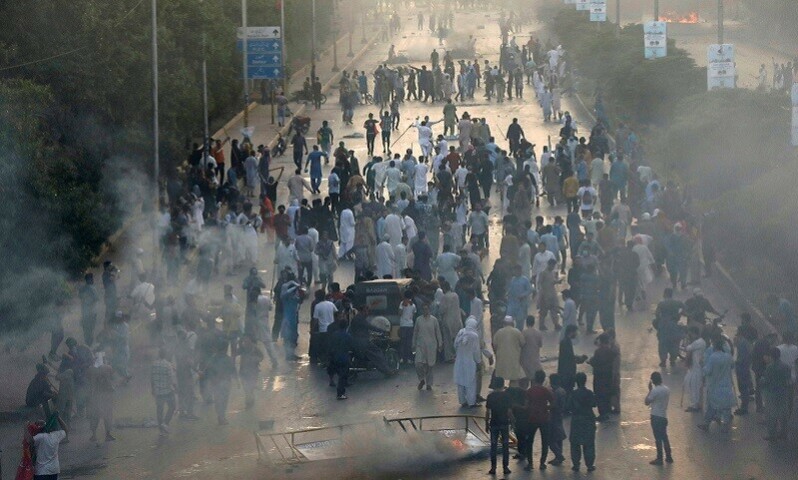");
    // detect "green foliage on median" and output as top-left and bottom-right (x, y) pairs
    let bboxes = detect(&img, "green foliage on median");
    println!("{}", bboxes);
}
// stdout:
(548, 6), (797, 306)
(550, 9), (704, 126)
